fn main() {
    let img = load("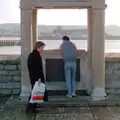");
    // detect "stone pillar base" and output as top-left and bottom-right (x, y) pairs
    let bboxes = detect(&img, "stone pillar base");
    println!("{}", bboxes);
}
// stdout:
(91, 87), (106, 101)
(20, 86), (31, 97)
